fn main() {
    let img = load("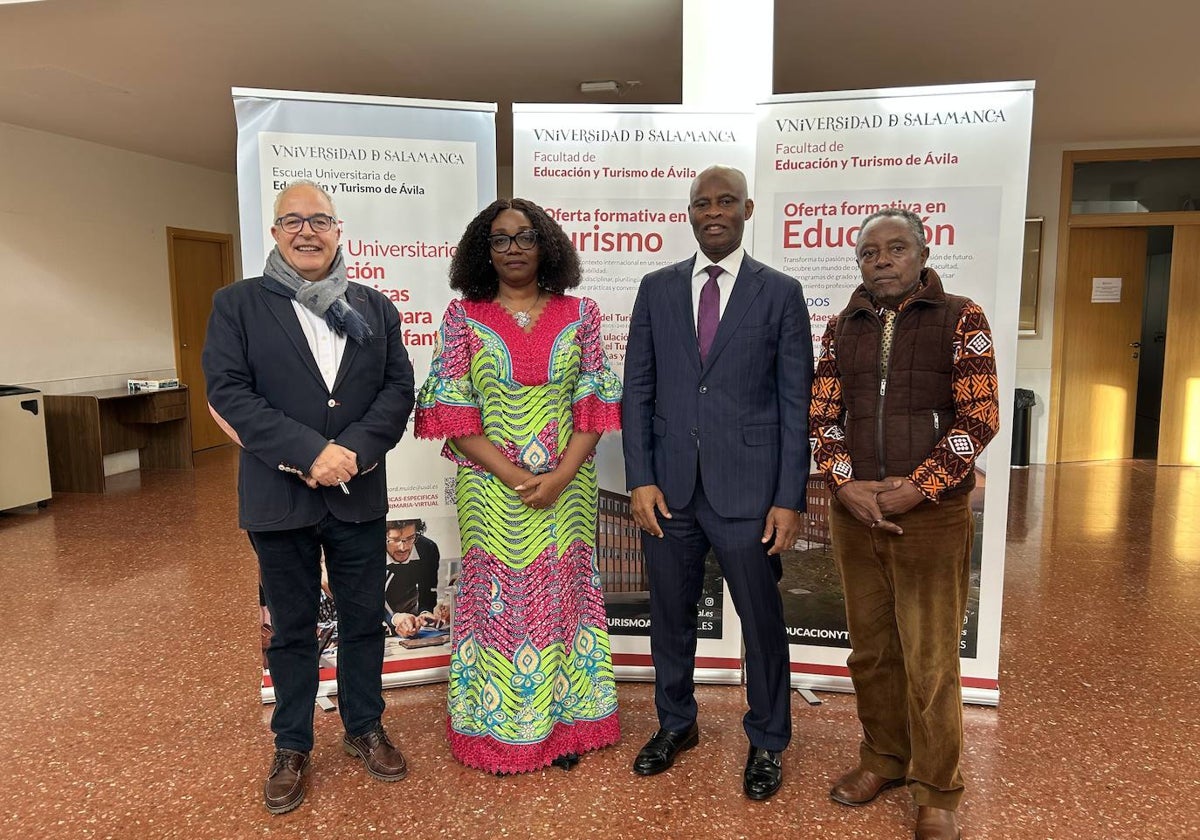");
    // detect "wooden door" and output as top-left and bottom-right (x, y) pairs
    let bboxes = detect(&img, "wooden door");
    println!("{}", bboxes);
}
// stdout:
(1158, 225), (1200, 465)
(1057, 227), (1147, 462)
(167, 228), (233, 452)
